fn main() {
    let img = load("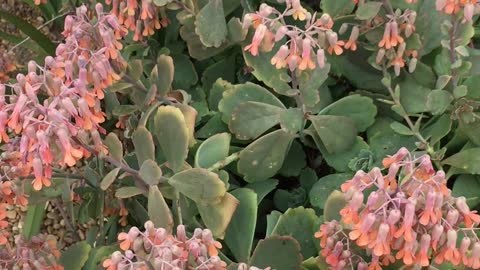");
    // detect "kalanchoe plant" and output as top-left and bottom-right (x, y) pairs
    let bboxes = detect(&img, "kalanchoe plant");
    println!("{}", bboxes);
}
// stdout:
(316, 148), (480, 269)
